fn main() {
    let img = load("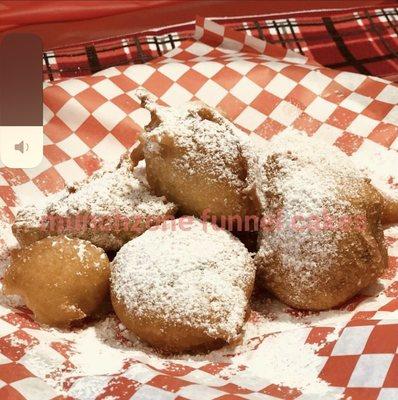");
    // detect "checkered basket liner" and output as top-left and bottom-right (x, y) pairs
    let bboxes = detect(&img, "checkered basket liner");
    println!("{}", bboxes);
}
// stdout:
(1, 16), (398, 400)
